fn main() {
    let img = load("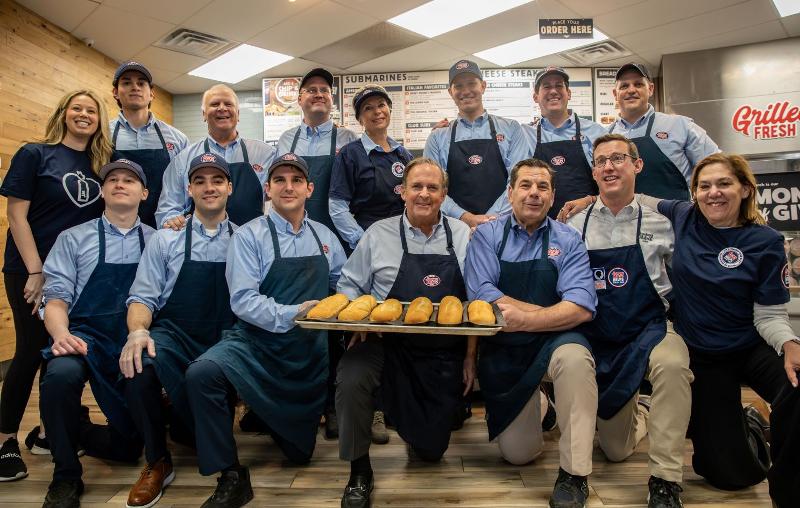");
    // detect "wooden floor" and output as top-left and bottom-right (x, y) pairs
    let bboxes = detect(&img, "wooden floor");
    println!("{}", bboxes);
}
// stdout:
(0, 380), (773, 507)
